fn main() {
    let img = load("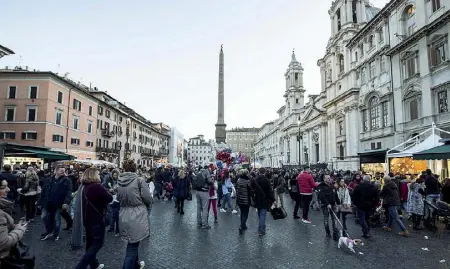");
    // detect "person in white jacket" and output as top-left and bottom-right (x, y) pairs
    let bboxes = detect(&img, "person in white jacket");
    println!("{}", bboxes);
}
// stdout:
(146, 176), (155, 227)
(335, 178), (352, 236)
